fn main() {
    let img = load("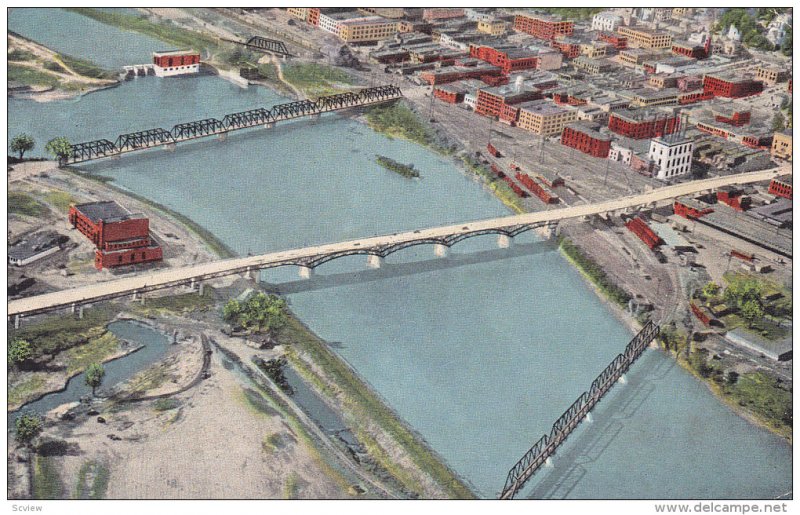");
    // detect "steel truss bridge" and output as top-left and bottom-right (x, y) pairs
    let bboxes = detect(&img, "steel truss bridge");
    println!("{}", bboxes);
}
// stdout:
(221, 35), (292, 56)
(7, 168), (783, 321)
(499, 321), (660, 499)
(63, 85), (402, 165)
